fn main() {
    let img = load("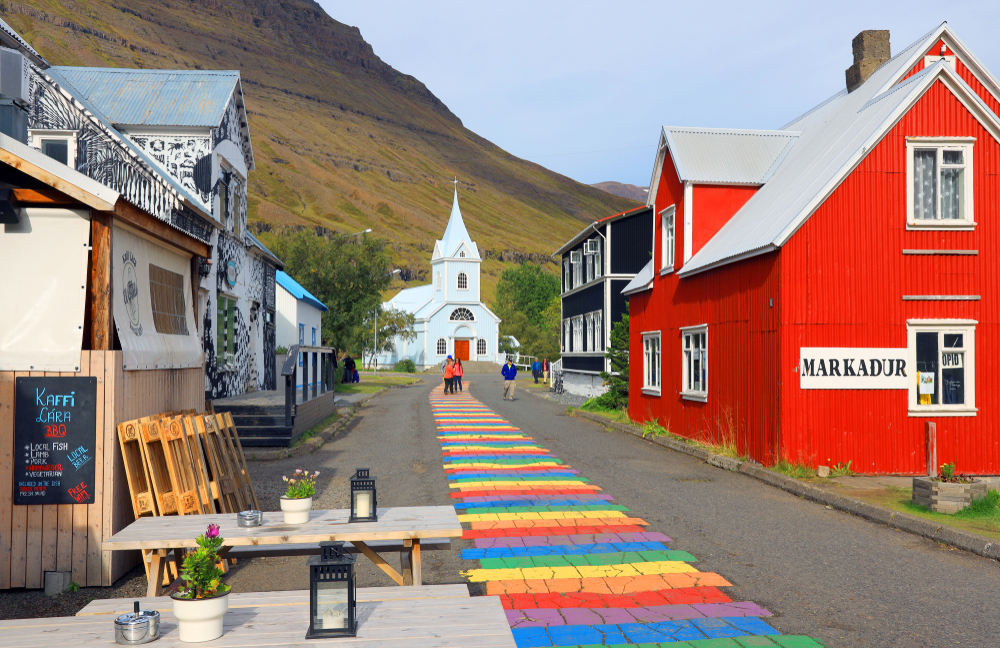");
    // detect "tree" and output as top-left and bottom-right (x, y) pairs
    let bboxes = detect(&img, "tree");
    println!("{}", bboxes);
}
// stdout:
(259, 228), (397, 355)
(493, 263), (560, 330)
(357, 307), (416, 368)
(594, 309), (629, 409)
(534, 296), (562, 362)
